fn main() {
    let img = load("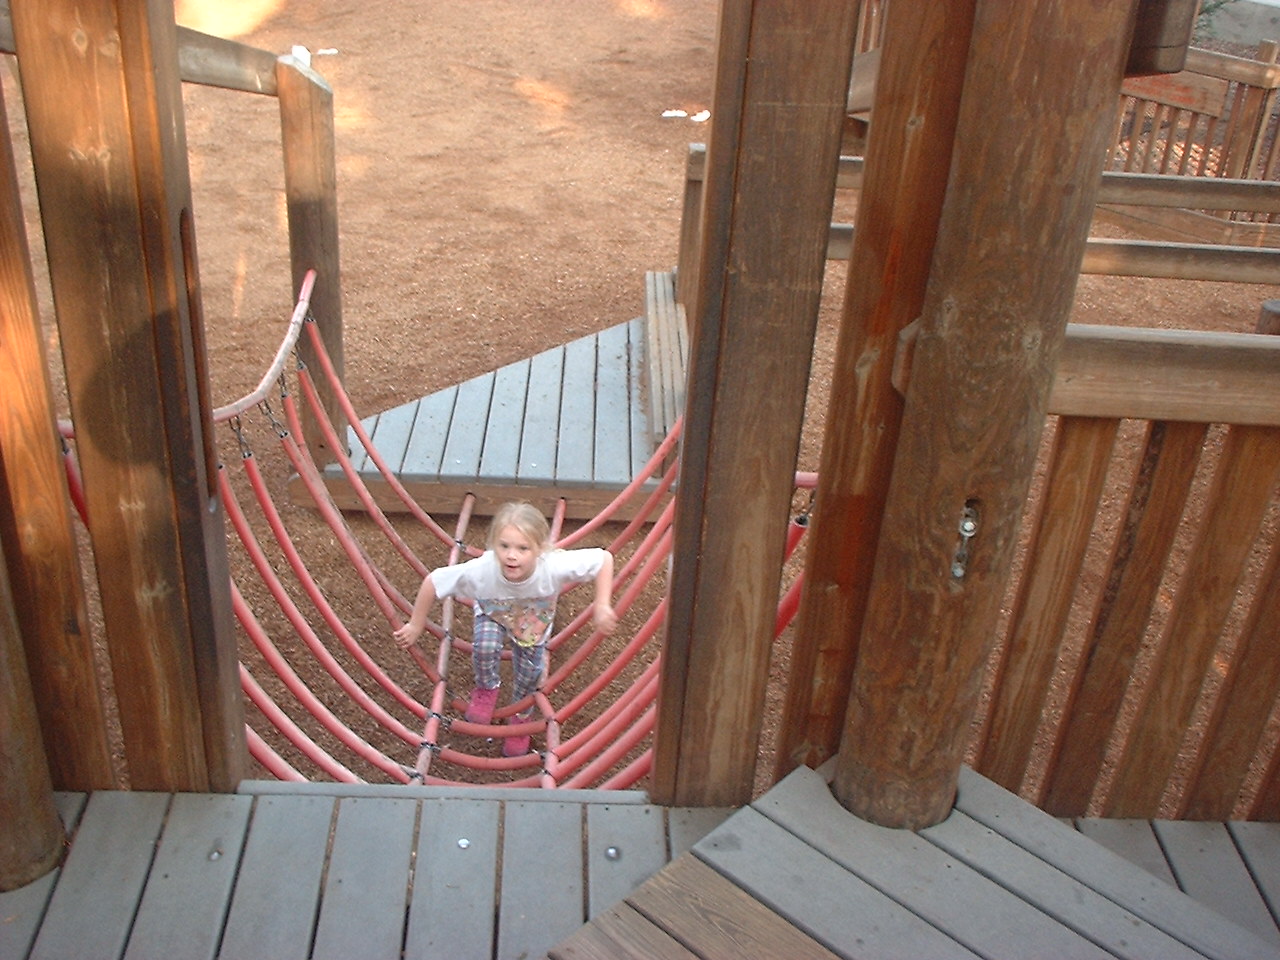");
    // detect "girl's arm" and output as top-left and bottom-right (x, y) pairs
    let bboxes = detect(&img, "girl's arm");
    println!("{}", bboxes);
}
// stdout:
(592, 551), (618, 635)
(393, 573), (439, 648)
